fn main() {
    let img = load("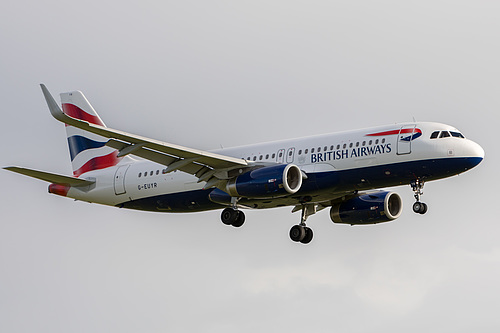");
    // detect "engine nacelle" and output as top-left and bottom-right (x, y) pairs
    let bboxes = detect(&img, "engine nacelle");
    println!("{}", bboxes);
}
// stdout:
(225, 164), (303, 198)
(330, 191), (403, 225)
